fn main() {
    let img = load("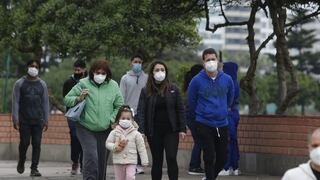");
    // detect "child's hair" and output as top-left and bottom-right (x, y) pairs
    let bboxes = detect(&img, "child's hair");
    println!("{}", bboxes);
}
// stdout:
(114, 105), (134, 125)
